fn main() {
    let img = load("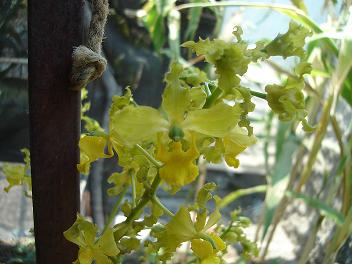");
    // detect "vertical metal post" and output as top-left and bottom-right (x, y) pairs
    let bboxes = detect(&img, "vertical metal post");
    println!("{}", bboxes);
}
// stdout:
(28, 0), (83, 263)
